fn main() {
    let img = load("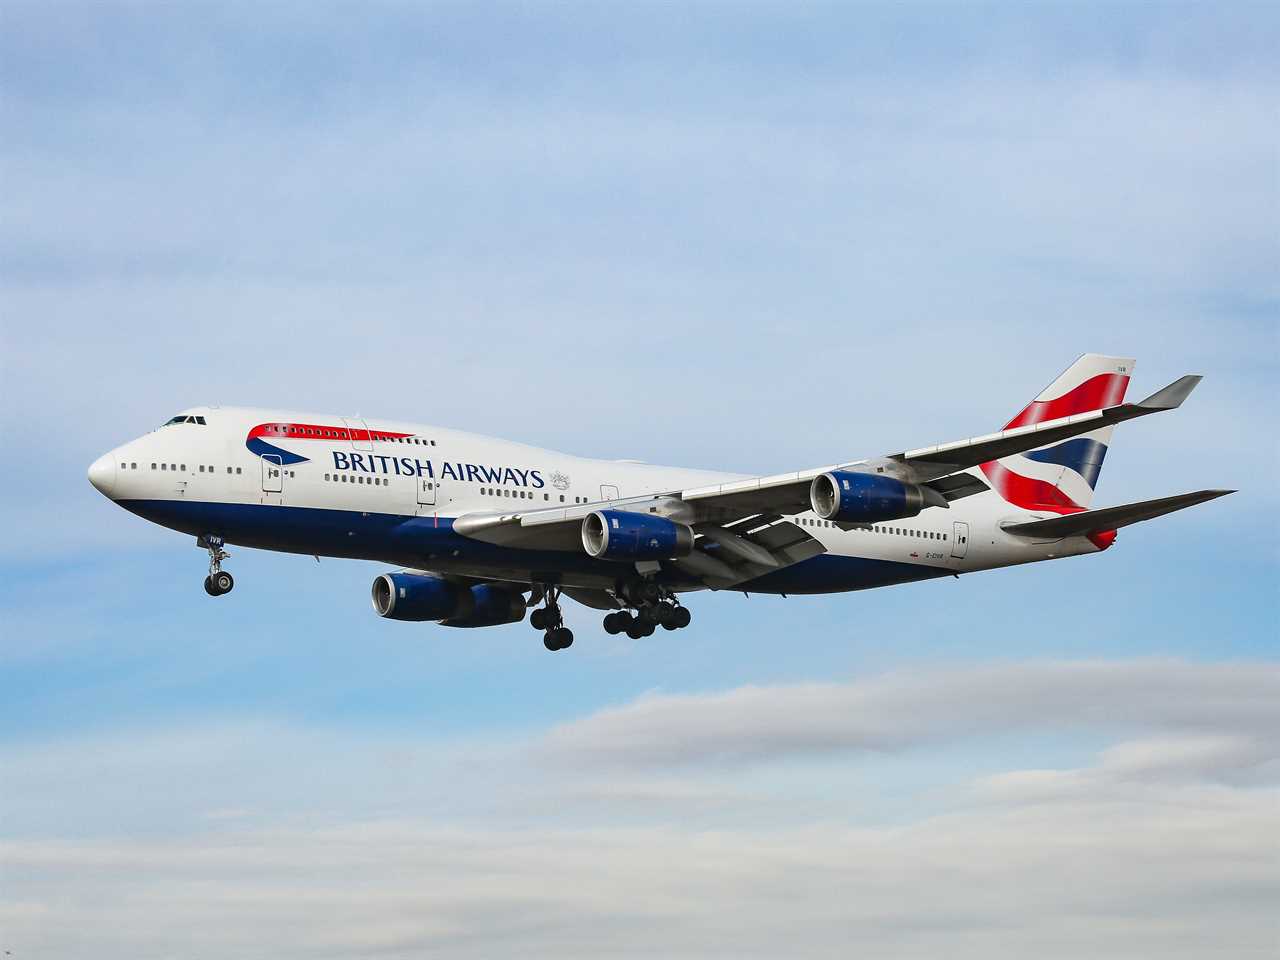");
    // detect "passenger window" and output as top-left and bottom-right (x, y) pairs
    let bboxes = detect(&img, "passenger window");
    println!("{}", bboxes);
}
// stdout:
(236, 467), (242, 474)
(180, 464), (185, 471)
(161, 463), (167, 470)
(559, 495), (565, 502)
(131, 463), (137, 469)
